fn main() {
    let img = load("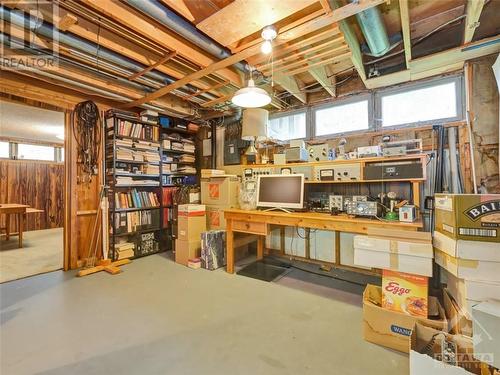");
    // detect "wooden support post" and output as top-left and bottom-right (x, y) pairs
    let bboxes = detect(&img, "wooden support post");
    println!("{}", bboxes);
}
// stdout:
(257, 236), (264, 260)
